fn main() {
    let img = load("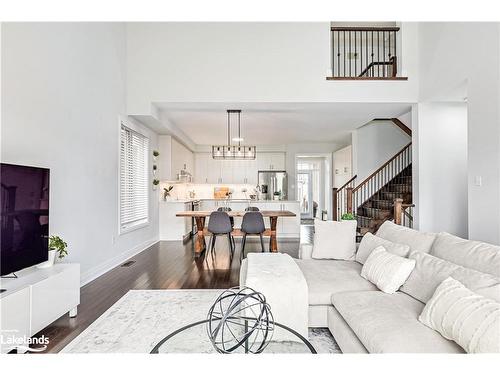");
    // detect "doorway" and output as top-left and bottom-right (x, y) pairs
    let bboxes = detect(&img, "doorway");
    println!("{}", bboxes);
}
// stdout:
(297, 171), (313, 219)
